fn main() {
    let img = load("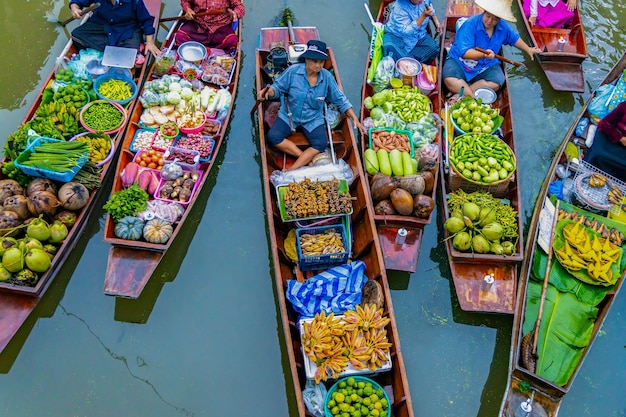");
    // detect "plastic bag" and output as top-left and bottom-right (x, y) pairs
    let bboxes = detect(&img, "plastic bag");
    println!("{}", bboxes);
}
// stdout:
(407, 113), (440, 148)
(270, 158), (355, 187)
(588, 83), (615, 123)
(325, 103), (341, 129)
(371, 55), (395, 93)
(138, 200), (182, 223)
(302, 380), (327, 417)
